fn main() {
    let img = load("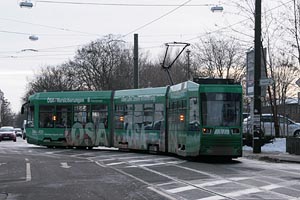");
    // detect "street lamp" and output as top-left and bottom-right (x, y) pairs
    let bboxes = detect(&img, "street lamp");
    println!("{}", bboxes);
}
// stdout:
(29, 35), (39, 41)
(211, 5), (224, 12)
(19, 0), (34, 8)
